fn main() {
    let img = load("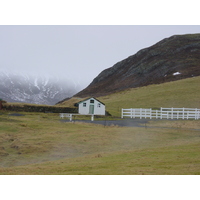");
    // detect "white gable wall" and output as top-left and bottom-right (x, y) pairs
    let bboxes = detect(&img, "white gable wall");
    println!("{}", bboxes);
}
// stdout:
(78, 98), (105, 115)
